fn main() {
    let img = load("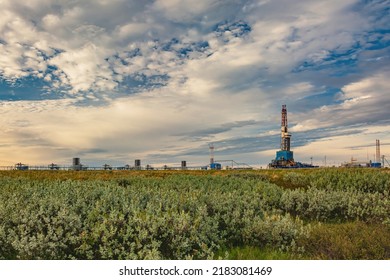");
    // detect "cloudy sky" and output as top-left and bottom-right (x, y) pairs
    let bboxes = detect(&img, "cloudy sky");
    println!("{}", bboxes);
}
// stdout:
(0, 0), (389, 168)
